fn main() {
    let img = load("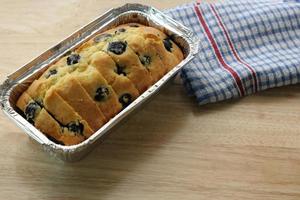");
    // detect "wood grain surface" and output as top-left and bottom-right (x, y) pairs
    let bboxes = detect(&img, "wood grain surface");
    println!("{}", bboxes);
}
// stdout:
(1, 0), (300, 199)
